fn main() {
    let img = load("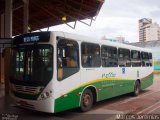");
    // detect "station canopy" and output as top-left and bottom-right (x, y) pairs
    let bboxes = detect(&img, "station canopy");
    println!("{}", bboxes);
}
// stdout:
(0, 0), (104, 35)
